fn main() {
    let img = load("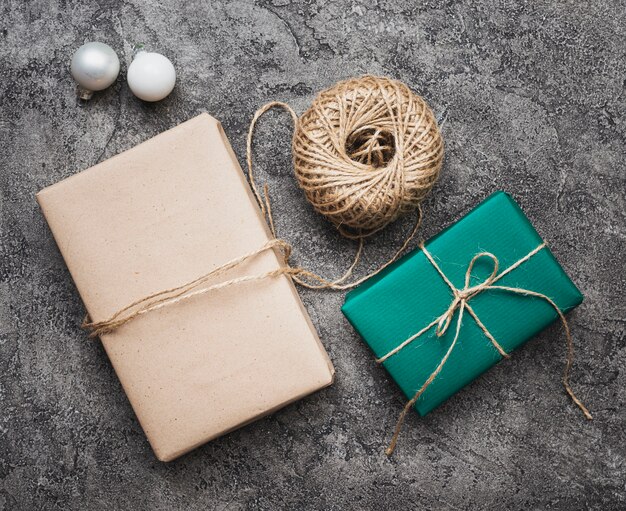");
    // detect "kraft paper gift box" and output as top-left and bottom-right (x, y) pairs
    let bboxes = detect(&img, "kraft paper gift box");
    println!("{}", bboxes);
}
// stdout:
(342, 191), (583, 416)
(37, 113), (334, 462)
